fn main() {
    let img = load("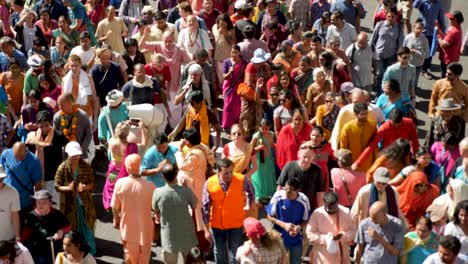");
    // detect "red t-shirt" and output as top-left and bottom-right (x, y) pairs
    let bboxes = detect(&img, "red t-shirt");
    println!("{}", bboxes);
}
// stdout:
(440, 25), (462, 64)
(144, 64), (172, 84)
